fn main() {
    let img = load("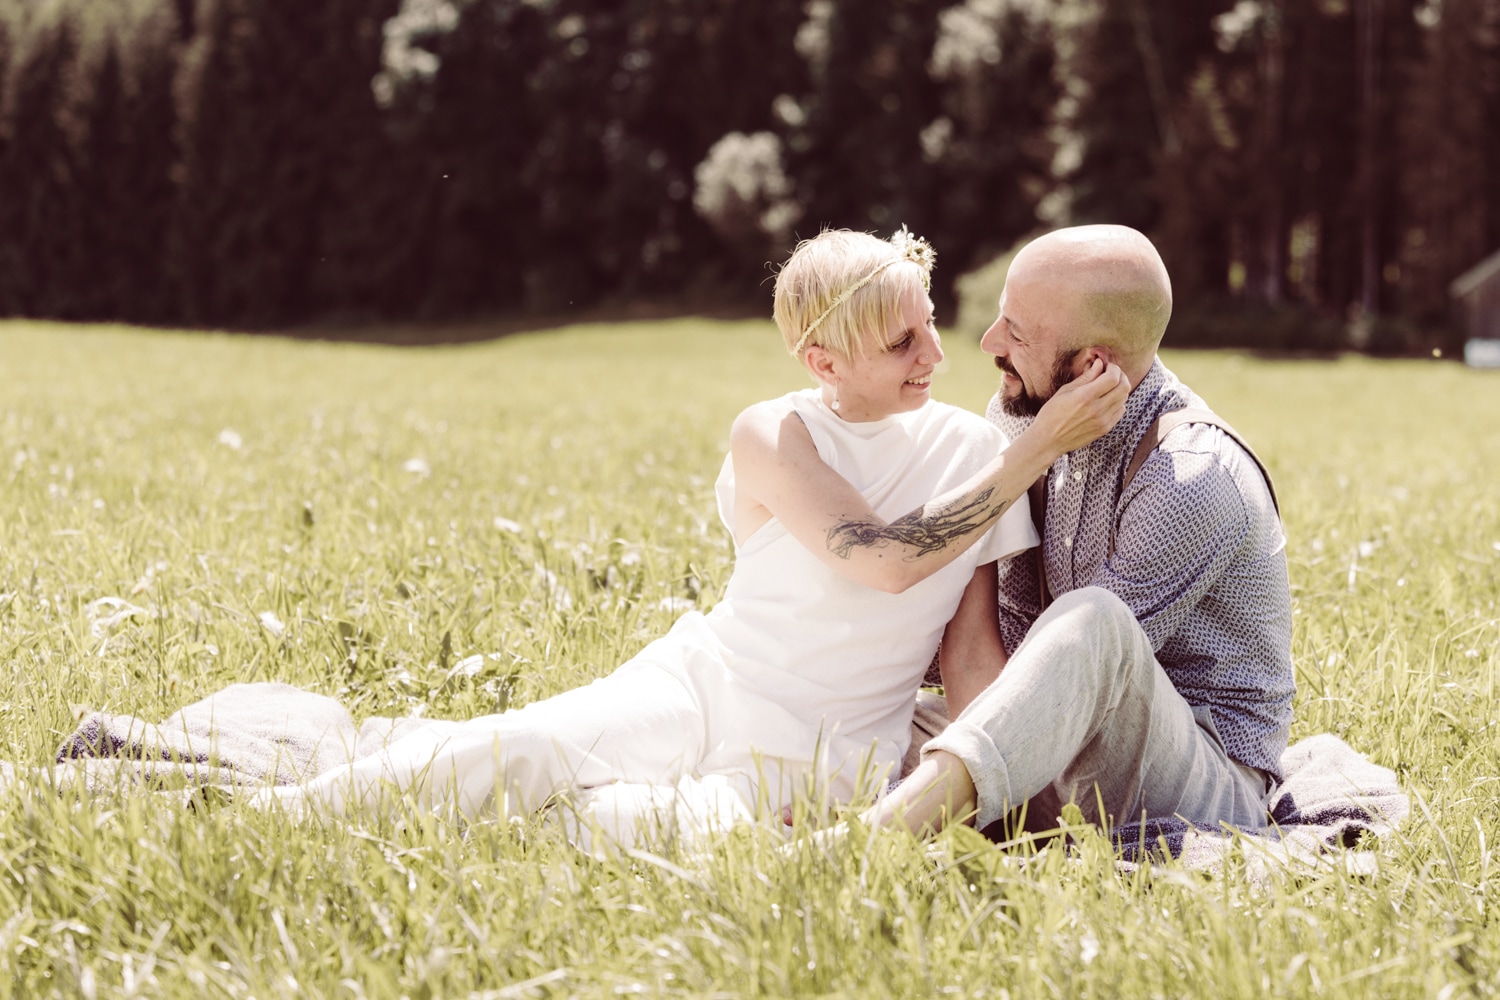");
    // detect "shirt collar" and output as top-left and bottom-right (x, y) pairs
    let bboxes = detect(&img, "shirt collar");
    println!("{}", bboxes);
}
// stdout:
(1100, 357), (1171, 449)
